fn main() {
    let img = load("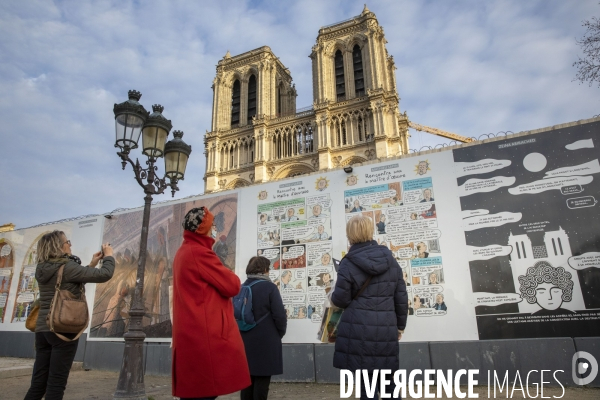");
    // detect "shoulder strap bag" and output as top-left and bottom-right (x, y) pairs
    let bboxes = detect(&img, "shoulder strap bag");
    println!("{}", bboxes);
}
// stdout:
(46, 264), (89, 341)
(353, 275), (373, 301)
